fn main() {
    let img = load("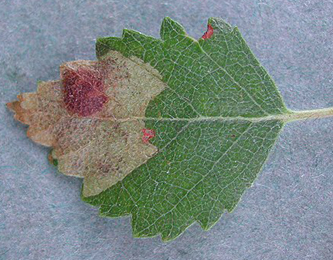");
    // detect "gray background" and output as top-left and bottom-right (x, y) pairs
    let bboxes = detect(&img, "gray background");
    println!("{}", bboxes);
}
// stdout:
(1, 0), (333, 259)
